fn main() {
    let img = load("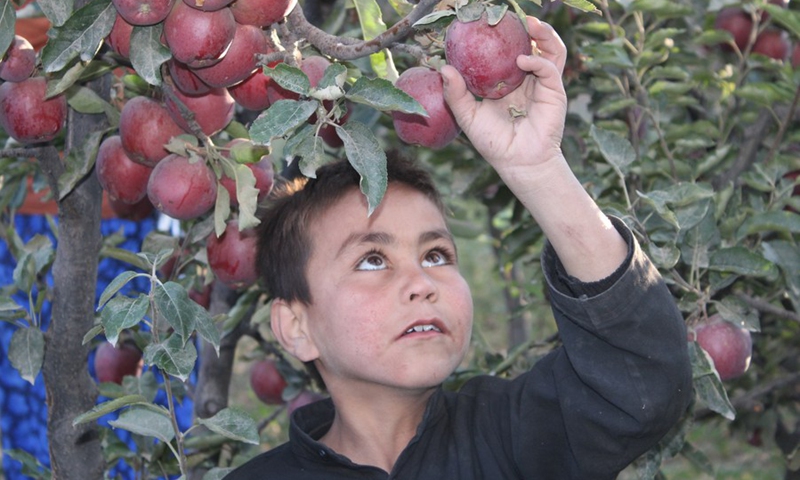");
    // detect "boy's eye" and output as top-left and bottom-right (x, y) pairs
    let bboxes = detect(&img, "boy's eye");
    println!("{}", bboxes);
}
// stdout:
(356, 252), (387, 271)
(422, 248), (453, 268)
